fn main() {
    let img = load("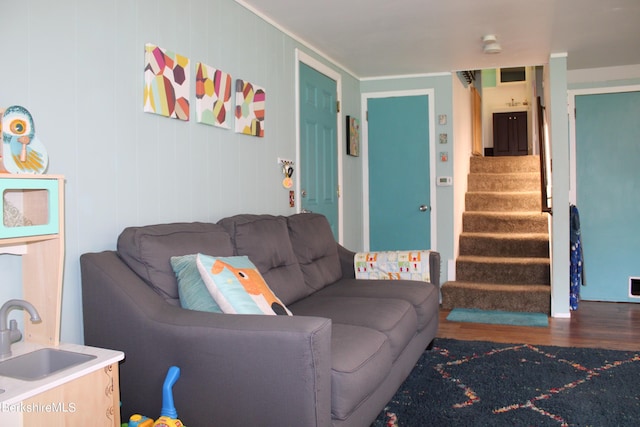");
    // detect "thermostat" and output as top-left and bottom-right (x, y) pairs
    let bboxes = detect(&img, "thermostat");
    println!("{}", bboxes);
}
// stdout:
(436, 176), (452, 186)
